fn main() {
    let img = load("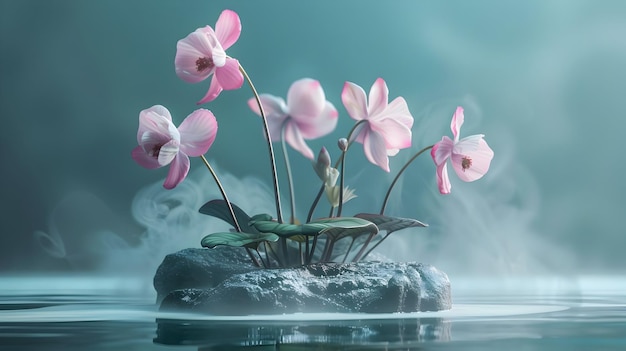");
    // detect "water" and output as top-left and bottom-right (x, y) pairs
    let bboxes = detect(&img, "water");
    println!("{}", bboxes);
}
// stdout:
(0, 277), (624, 350)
